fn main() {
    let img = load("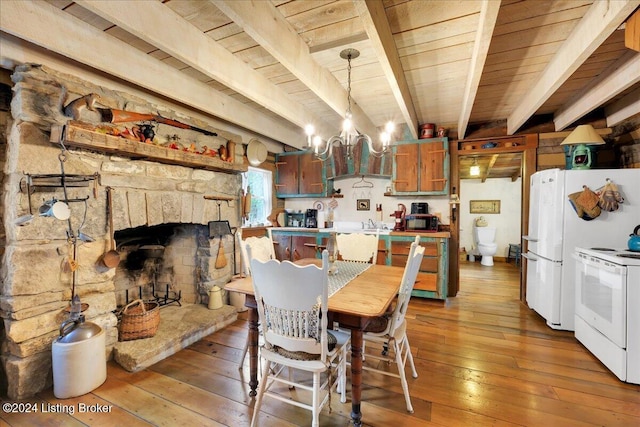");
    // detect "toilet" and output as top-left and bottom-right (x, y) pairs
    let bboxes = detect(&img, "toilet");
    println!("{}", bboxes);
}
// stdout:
(473, 225), (497, 266)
